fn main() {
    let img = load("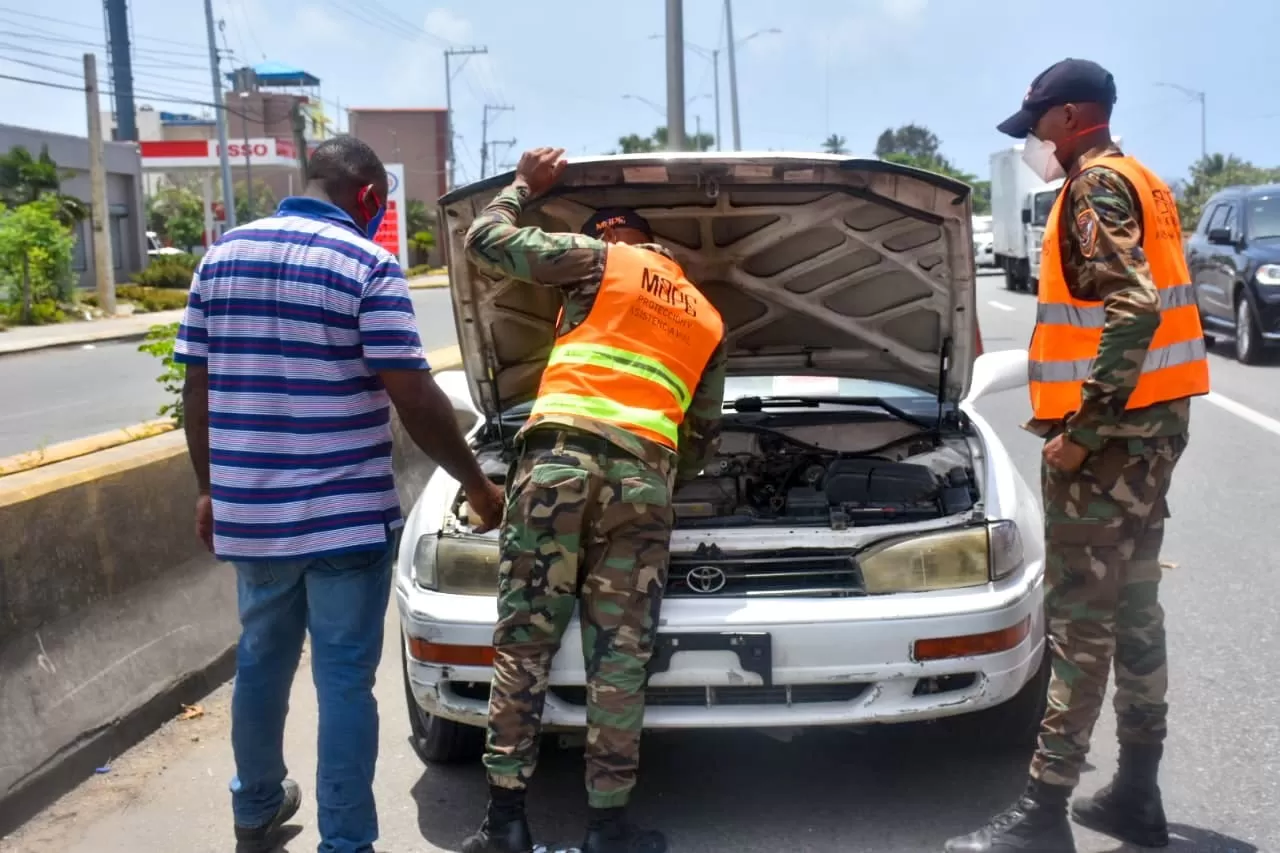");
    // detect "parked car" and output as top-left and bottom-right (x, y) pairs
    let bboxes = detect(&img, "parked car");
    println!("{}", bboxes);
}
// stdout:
(146, 230), (185, 257)
(394, 153), (1048, 767)
(973, 214), (996, 268)
(1186, 184), (1280, 363)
